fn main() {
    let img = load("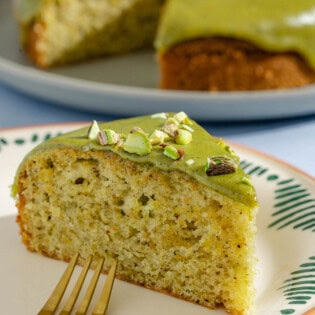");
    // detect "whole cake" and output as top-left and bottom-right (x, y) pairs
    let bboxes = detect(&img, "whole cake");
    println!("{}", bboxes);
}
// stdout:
(156, 0), (315, 91)
(13, 113), (258, 315)
(16, 0), (315, 90)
